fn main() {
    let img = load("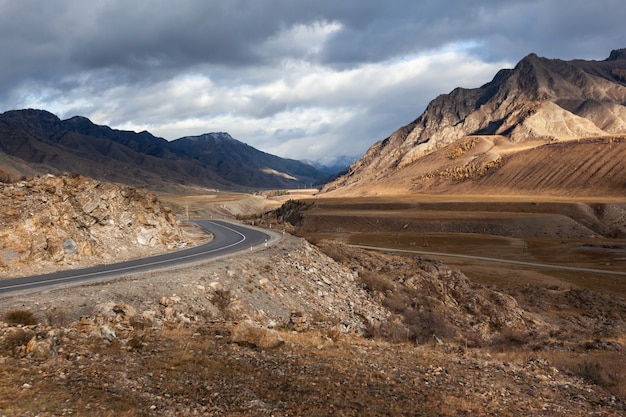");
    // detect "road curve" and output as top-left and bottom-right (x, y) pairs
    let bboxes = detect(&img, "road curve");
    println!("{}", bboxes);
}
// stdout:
(0, 220), (277, 296)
